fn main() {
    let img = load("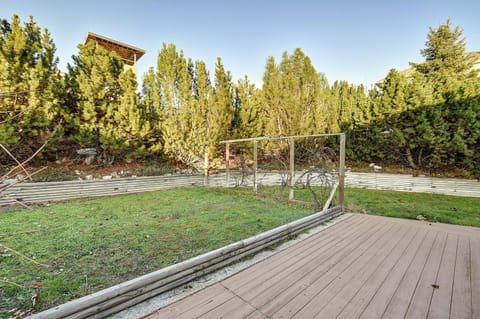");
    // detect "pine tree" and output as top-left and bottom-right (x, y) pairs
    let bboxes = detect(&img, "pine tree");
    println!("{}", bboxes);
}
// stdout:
(233, 76), (264, 138)
(147, 44), (235, 173)
(68, 40), (138, 162)
(262, 49), (322, 137)
(115, 70), (151, 155)
(0, 15), (60, 157)
(412, 19), (477, 84)
(409, 20), (480, 172)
